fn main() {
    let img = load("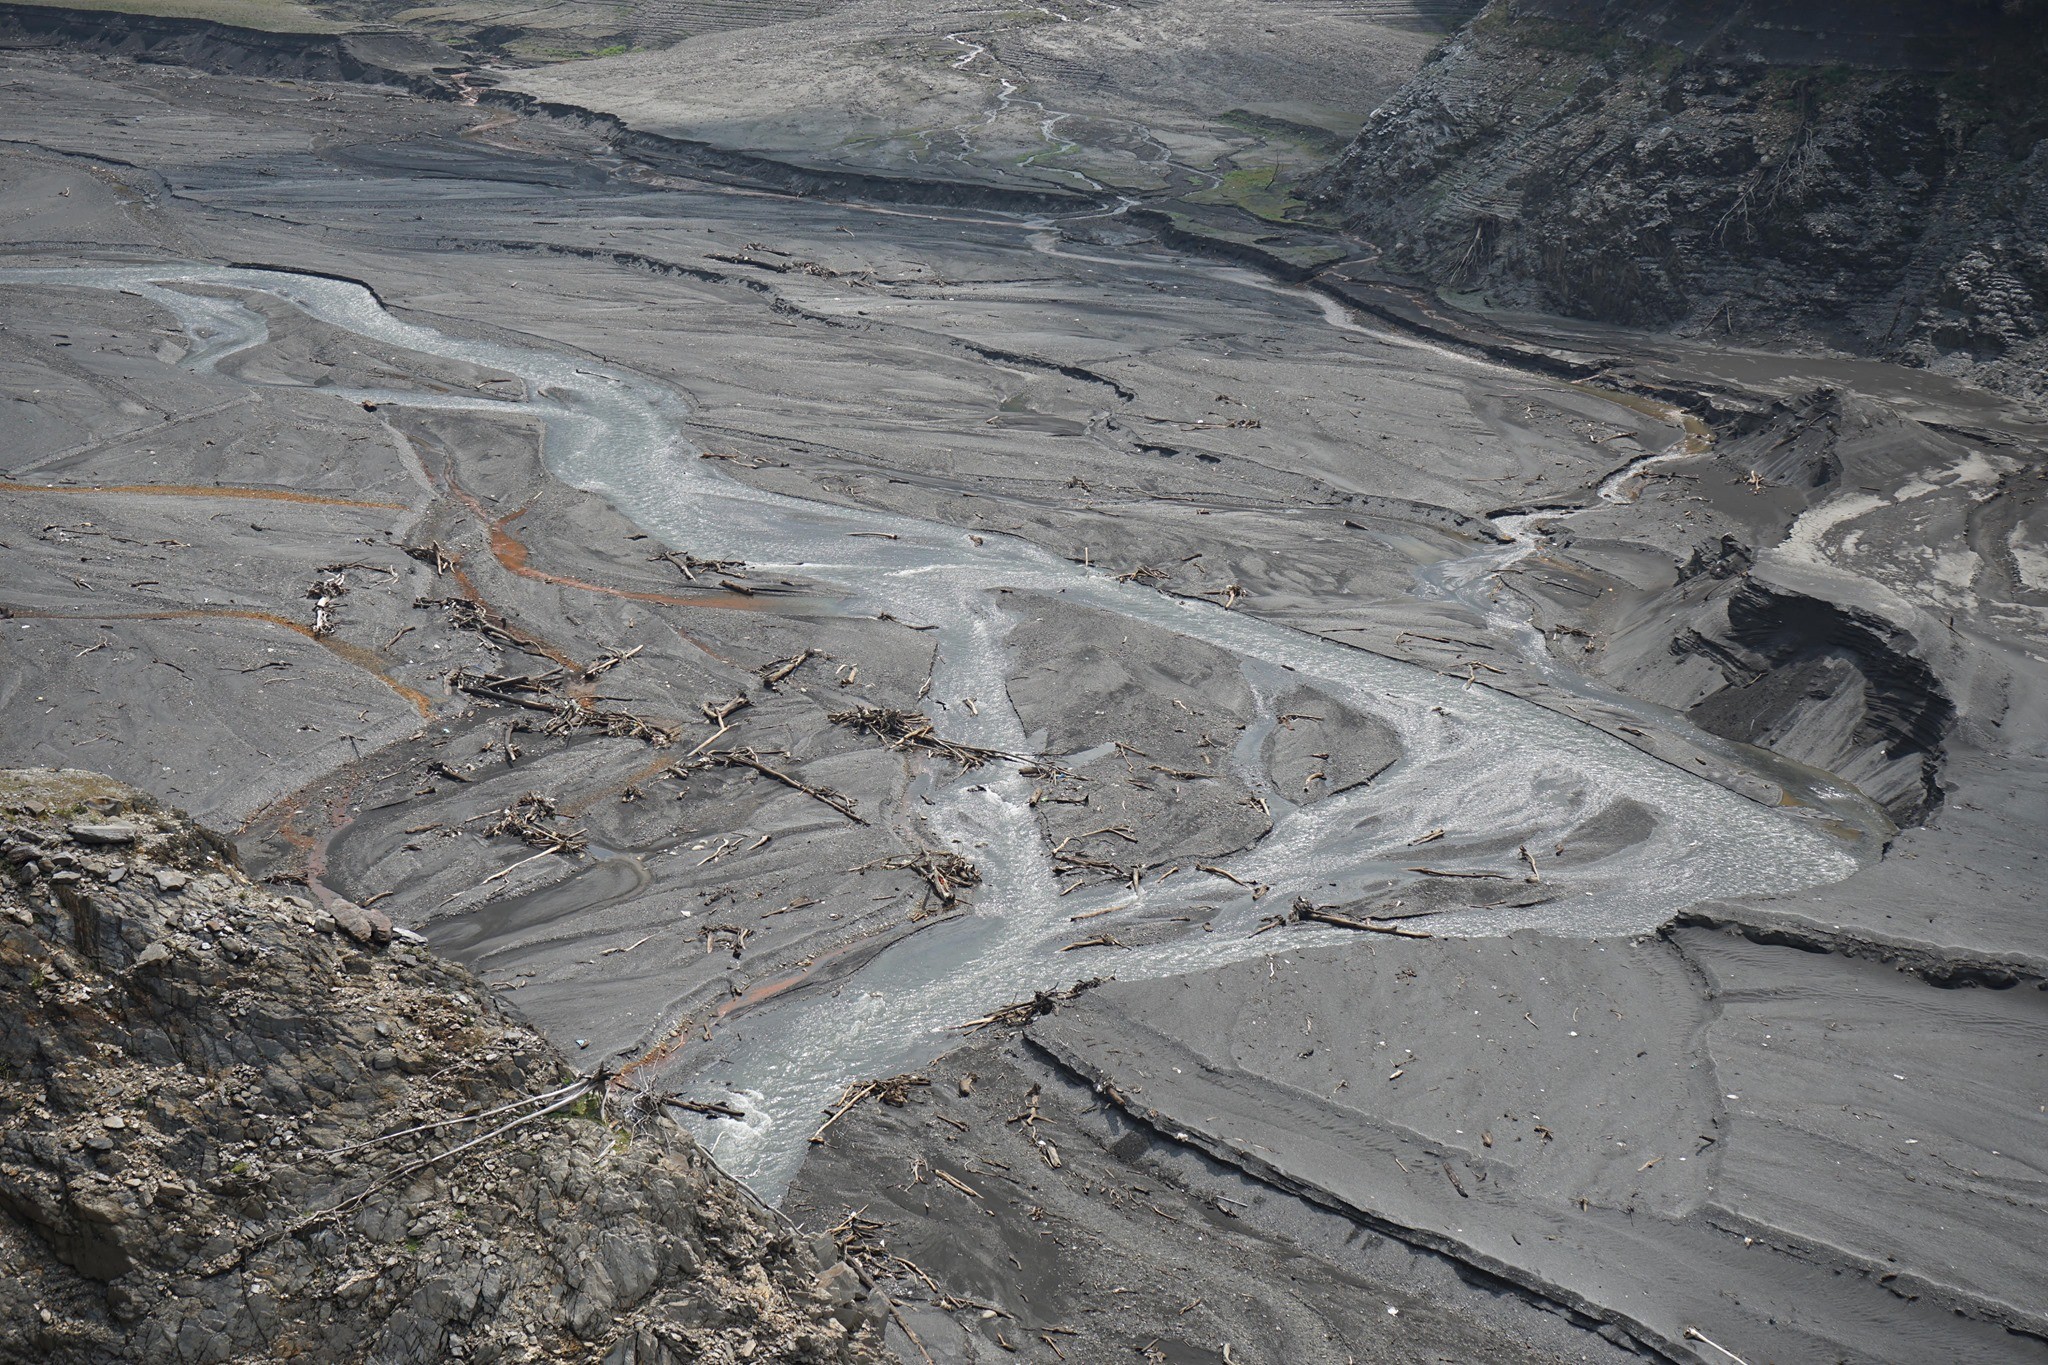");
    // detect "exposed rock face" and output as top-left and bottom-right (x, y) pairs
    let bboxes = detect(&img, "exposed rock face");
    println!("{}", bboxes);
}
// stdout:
(0, 769), (880, 1364)
(1314, 0), (2048, 398)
